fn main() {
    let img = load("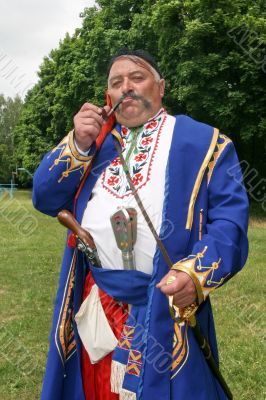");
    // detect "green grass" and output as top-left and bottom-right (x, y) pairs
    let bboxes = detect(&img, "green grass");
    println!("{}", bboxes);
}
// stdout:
(0, 190), (65, 400)
(212, 217), (266, 399)
(0, 191), (265, 399)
